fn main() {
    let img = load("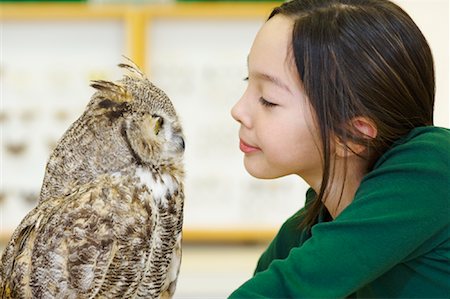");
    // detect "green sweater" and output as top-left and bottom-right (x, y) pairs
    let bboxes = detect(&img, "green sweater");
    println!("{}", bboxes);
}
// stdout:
(229, 126), (450, 298)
